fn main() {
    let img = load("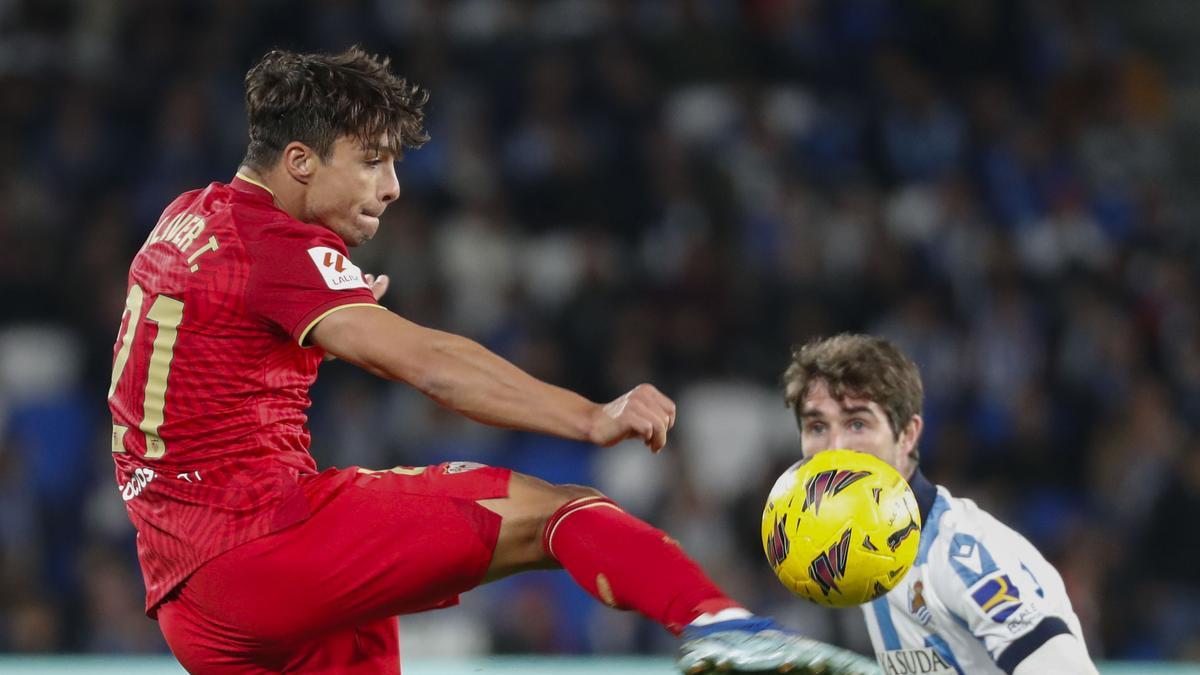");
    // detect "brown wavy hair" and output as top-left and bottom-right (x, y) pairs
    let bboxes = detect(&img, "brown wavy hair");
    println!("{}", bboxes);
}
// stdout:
(783, 334), (923, 452)
(241, 46), (429, 170)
